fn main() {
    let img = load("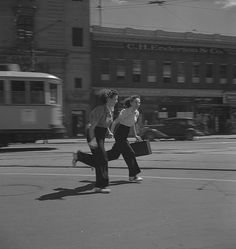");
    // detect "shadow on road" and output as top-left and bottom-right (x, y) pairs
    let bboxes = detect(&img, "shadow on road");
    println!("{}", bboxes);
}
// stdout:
(0, 147), (56, 153)
(36, 180), (133, 200)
